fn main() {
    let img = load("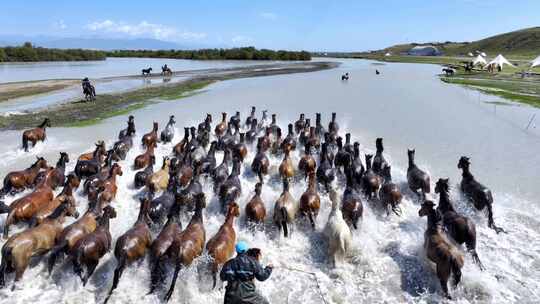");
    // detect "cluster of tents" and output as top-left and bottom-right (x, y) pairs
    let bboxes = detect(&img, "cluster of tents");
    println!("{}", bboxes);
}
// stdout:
(471, 52), (540, 70)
